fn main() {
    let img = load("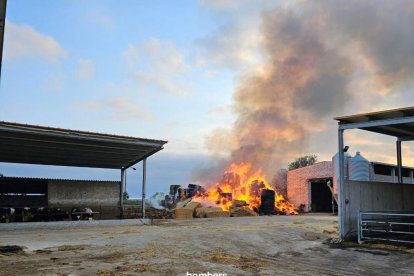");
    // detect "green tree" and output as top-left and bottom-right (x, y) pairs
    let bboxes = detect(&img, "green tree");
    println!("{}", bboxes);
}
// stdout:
(0, 173), (3, 177)
(288, 155), (318, 170)
(123, 191), (130, 200)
